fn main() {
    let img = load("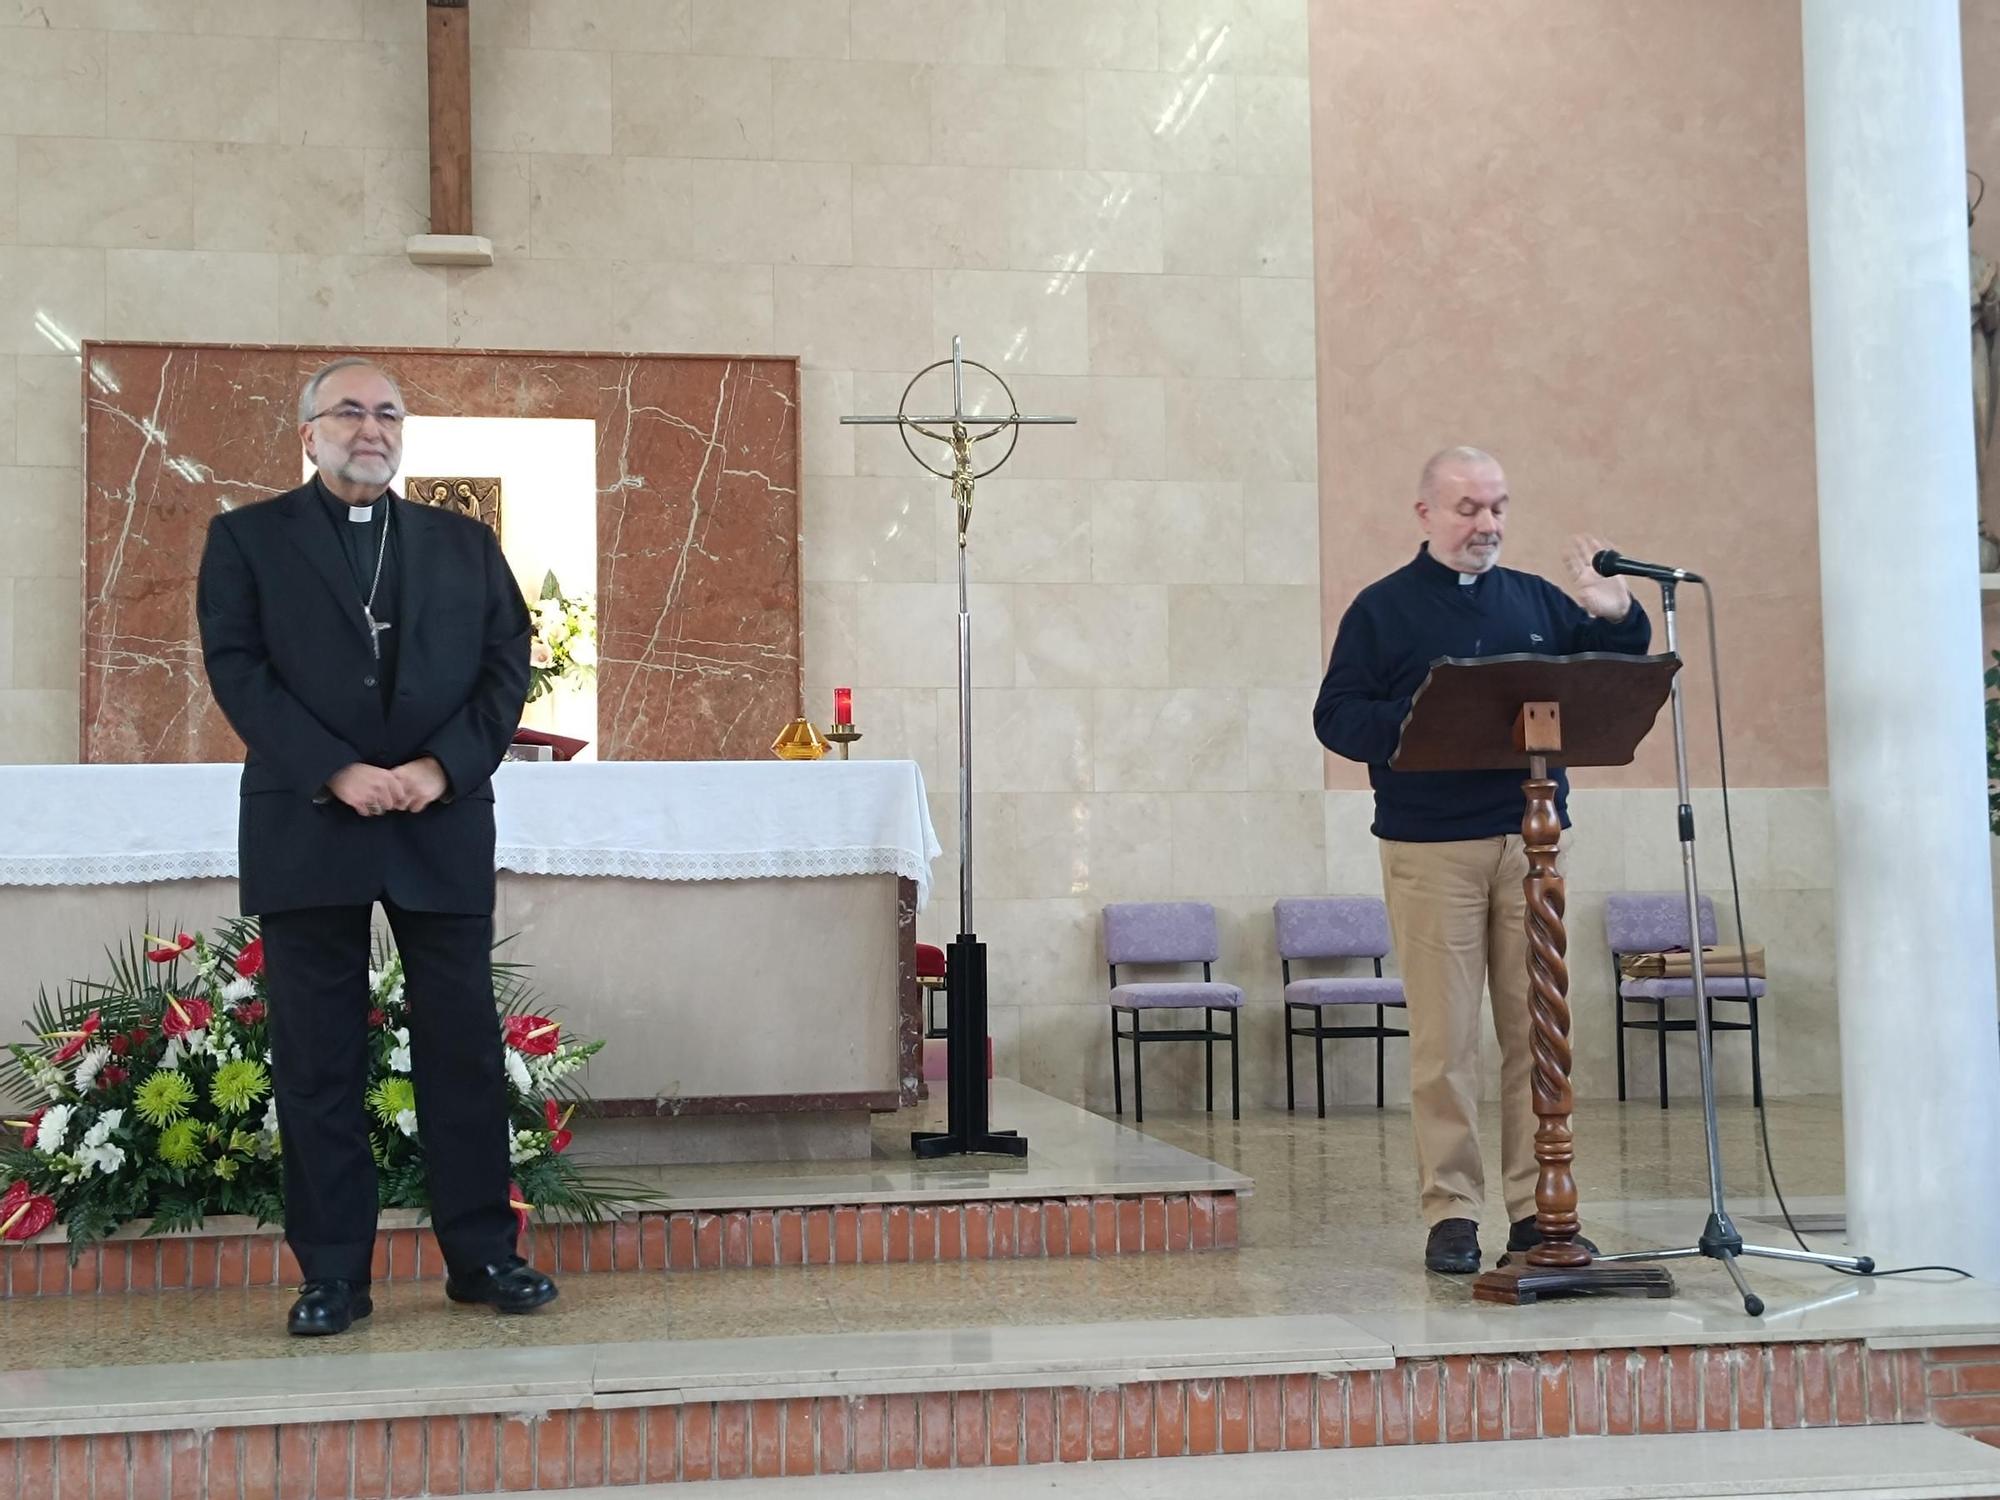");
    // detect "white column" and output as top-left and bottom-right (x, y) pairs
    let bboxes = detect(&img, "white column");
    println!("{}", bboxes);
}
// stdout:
(1803, 0), (2000, 1279)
